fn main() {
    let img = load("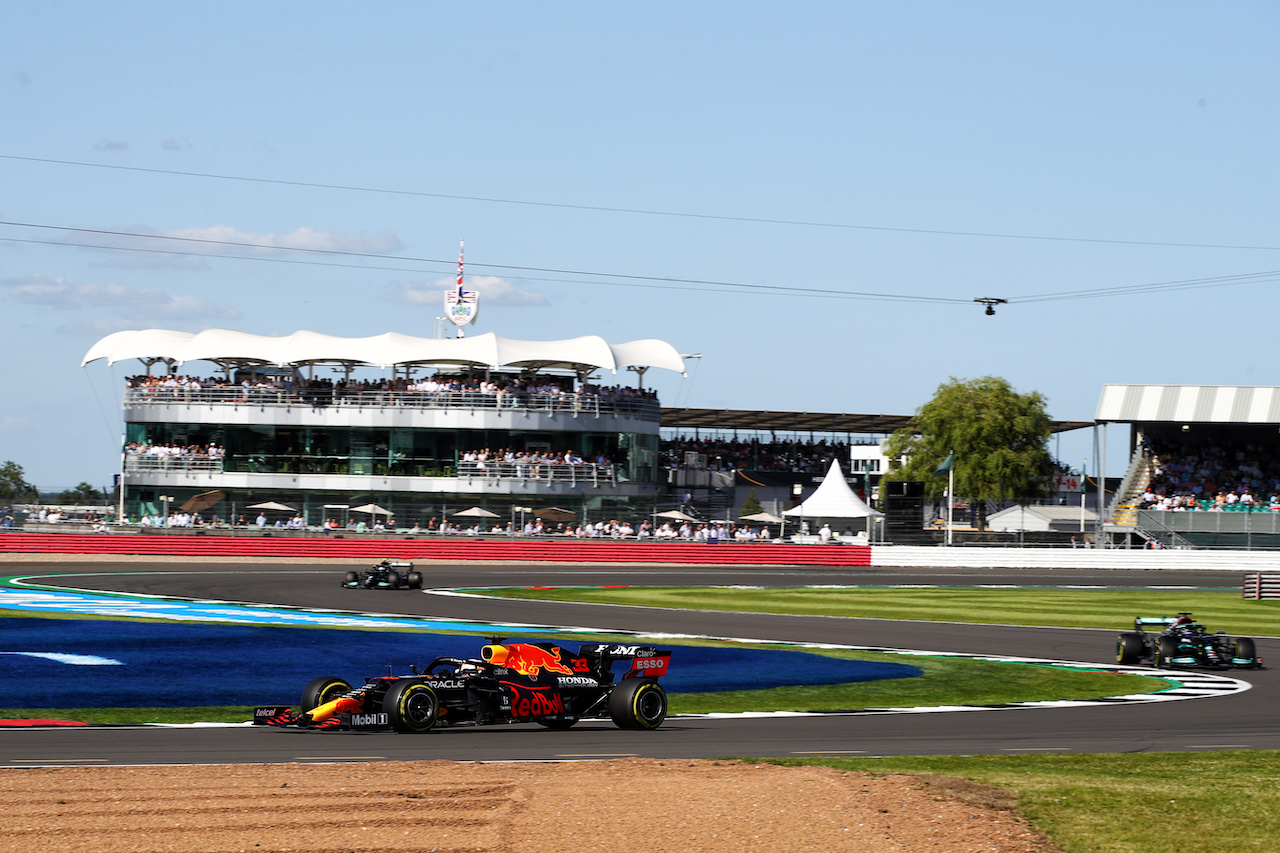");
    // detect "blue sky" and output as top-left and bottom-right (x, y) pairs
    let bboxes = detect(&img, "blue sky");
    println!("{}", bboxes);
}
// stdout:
(3, 2), (1279, 489)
